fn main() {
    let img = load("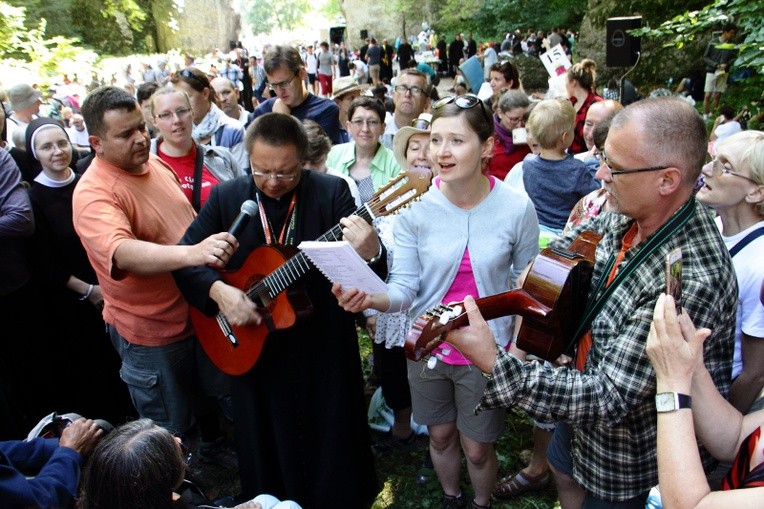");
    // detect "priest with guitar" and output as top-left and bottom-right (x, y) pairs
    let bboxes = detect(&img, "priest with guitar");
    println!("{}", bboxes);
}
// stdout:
(440, 98), (739, 509)
(173, 113), (384, 509)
